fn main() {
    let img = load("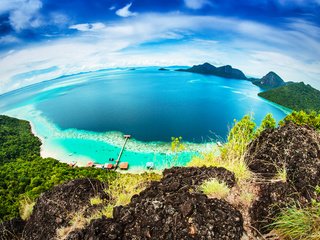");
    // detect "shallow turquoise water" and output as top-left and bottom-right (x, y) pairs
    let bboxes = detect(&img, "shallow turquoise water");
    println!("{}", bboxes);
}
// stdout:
(0, 67), (288, 170)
